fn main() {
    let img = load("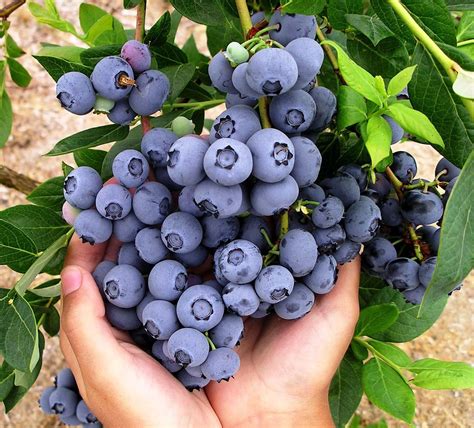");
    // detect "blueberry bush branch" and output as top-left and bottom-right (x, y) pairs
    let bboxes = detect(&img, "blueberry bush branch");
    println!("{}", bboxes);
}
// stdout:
(0, 164), (39, 194)
(0, 0), (26, 19)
